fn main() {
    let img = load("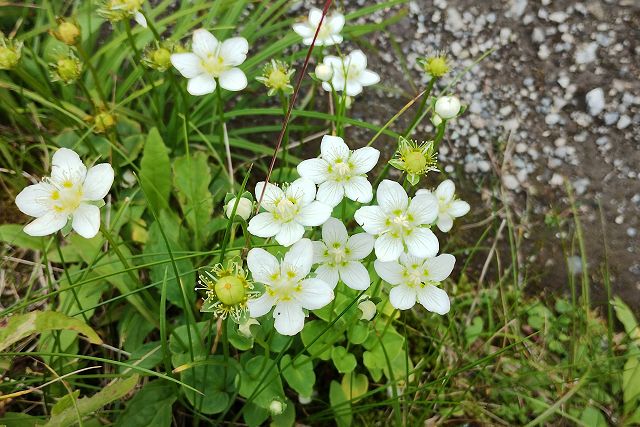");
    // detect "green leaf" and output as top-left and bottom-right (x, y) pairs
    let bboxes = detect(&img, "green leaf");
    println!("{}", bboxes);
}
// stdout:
(465, 316), (484, 346)
(238, 355), (284, 409)
(115, 380), (177, 427)
(0, 412), (40, 427)
(579, 407), (607, 427)
(173, 153), (213, 247)
(301, 320), (342, 361)
(613, 297), (640, 344)
(340, 373), (368, 403)
(43, 375), (139, 427)
(329, 380), (352, 427)
(140, 127), (171, 213)
(347, 322), (369, 345)
(51, 390), (80, 415)
(280, 354), (315, 397)
(331, 347), (357, 374)
(243, 402), (269, 427)
(623, 356), (640, 411)
(271, 398), (295, 427)
(0, 311), (102, 352)
(181, 357), (233, 414)
(0, 224), (43, 250)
